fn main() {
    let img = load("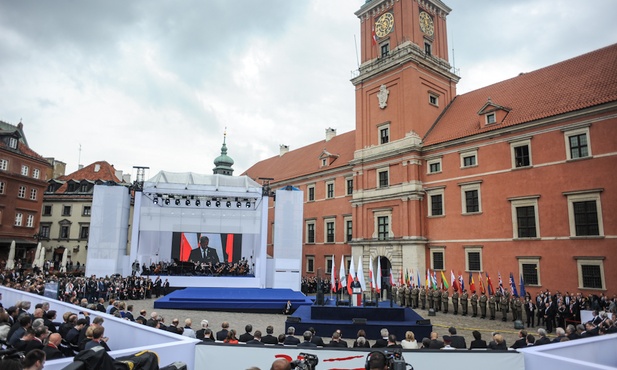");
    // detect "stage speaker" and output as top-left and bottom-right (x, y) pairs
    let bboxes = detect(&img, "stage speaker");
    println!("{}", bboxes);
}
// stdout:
(352, 318), (367, 325)
(364, 300), (377, 307)
(416, 319), (431, 325)
(287, 316), (301, 323)
(316, 290), (324, 305)
(514, 320), (524, 329)
(337, 300), (350, 306)
(427, 308), (436, 316)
